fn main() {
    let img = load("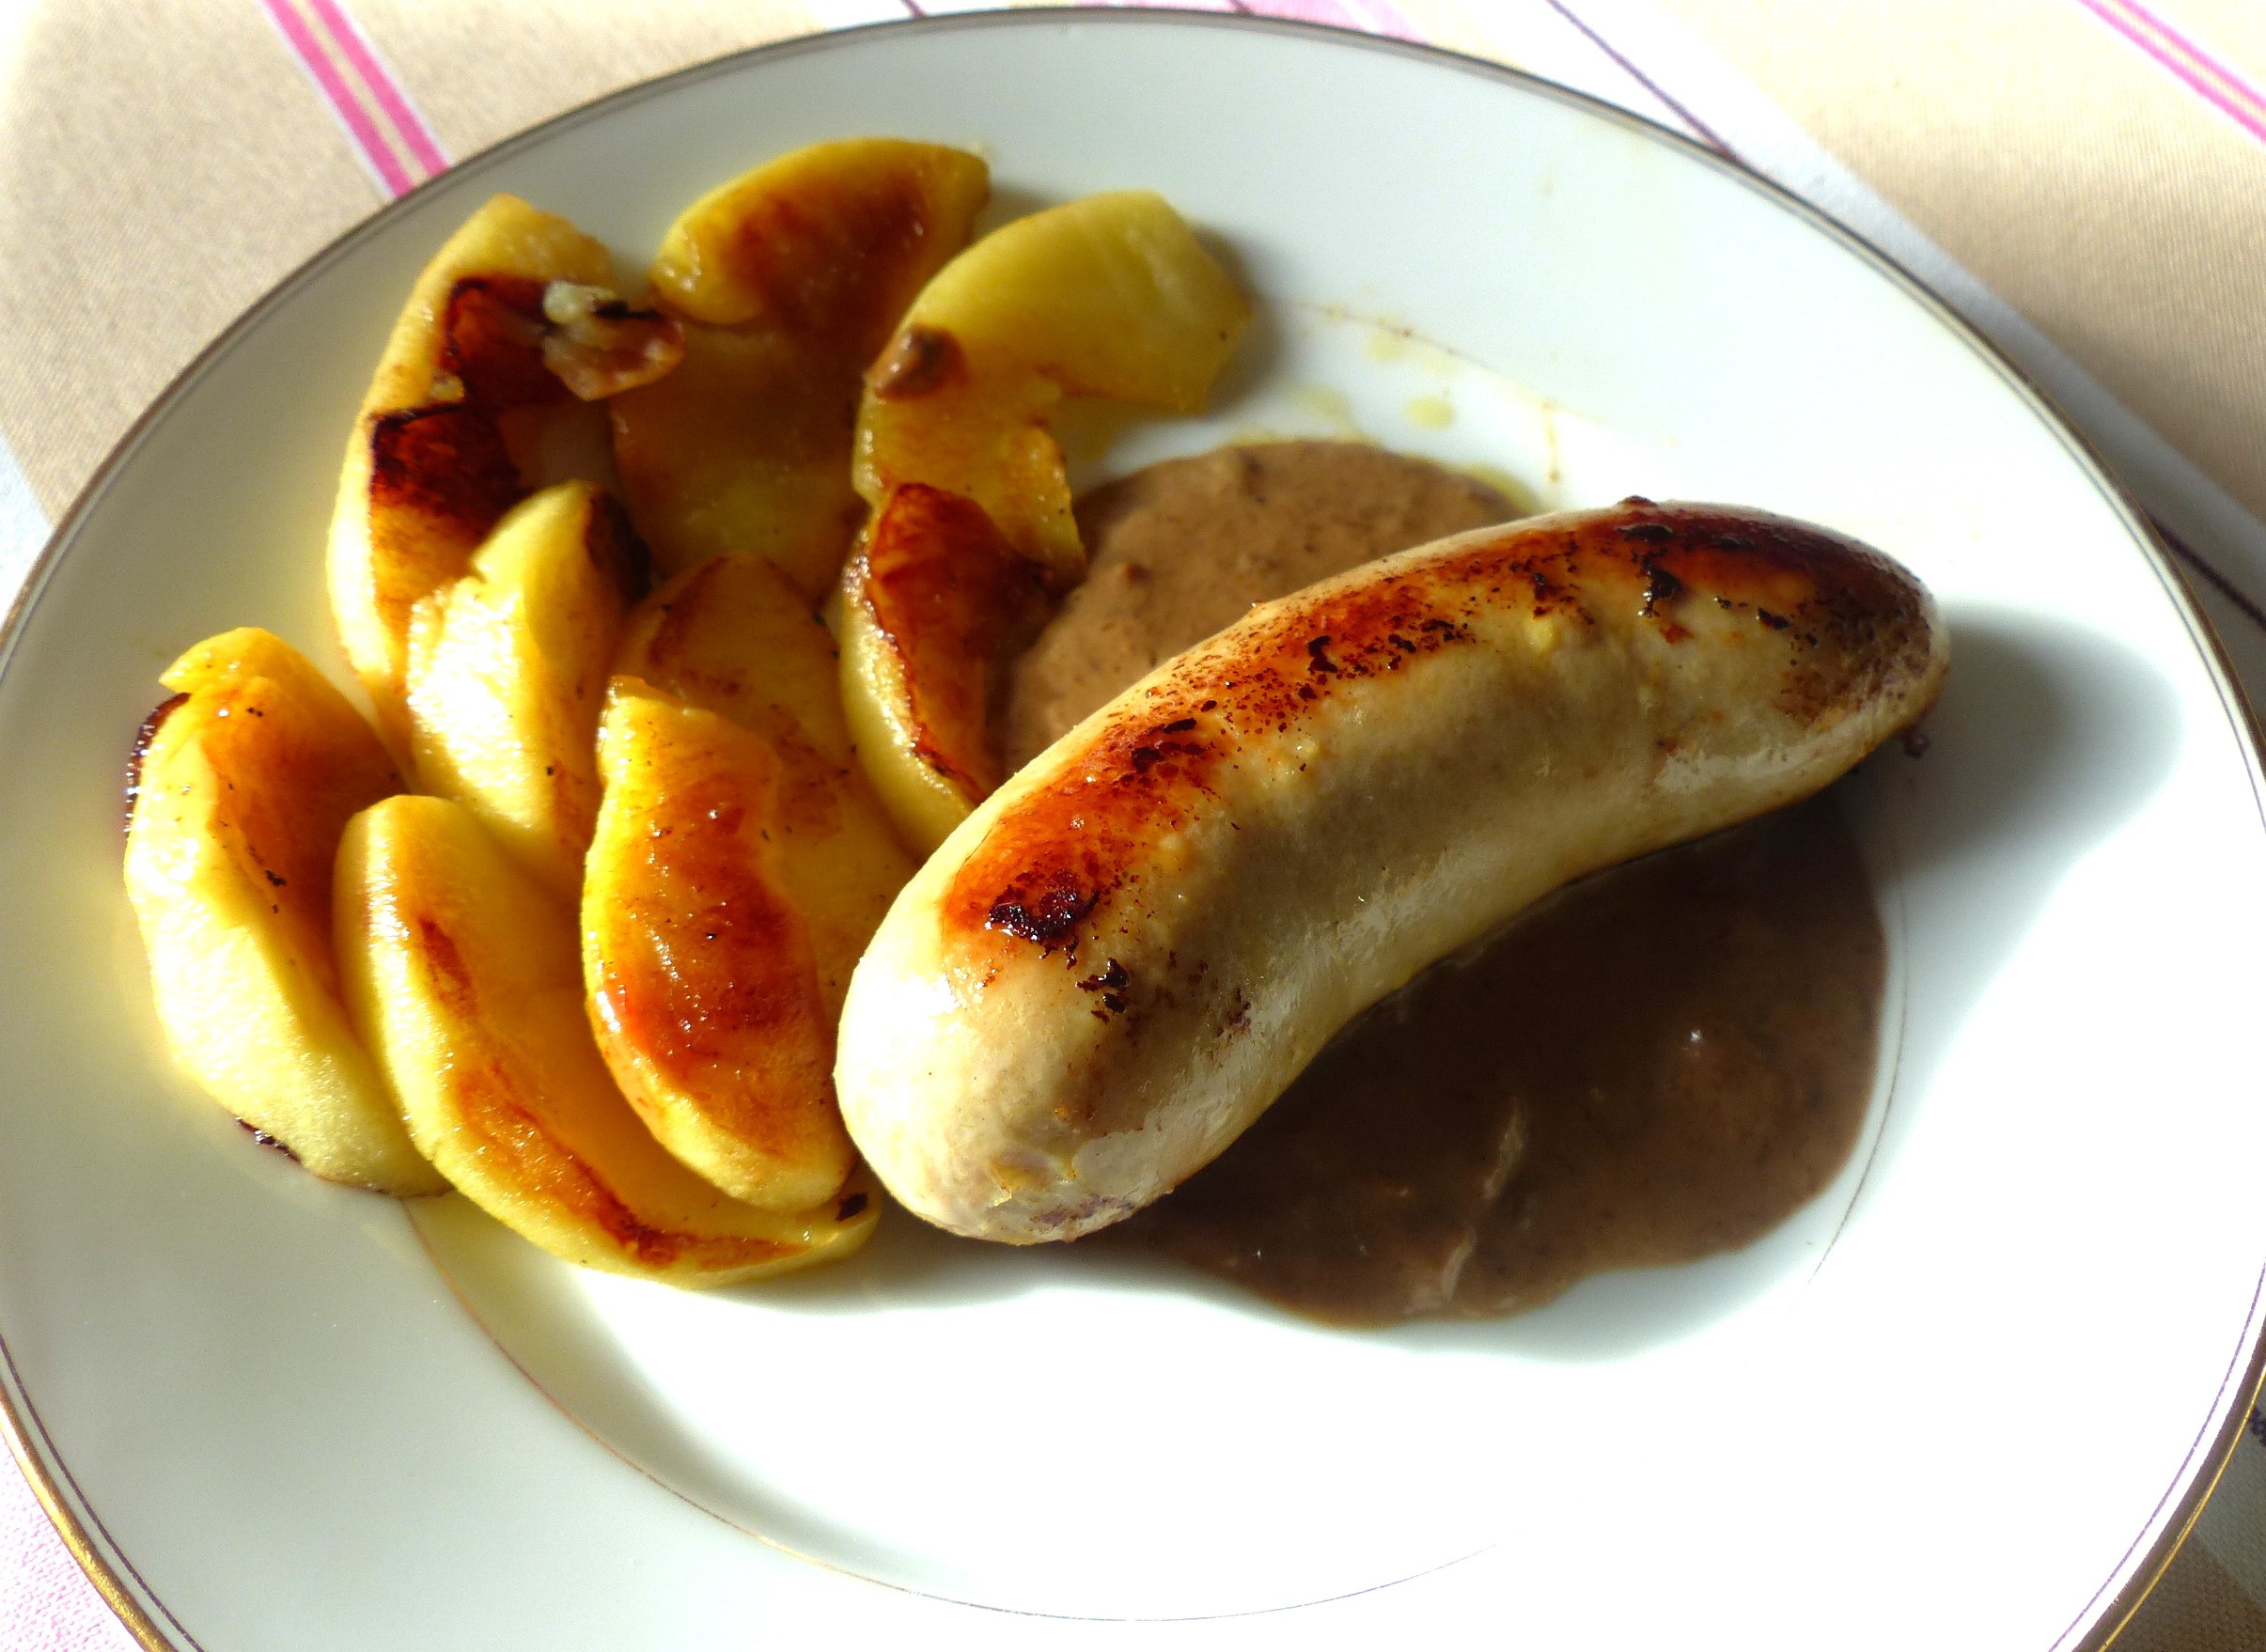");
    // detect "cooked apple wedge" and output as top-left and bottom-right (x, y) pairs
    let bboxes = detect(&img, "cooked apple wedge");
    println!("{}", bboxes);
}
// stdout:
(584, 681), (857, 1210)
(649, 137), (990, 330)
(612, 138), (989, 597)
(589, 553), (914, 1206)
(609, 325), (867, 602)
(329, 194), (672, 757)
(837, 485), (1050, 853)
(404, 479), (646, 901)
(852, 189), (1248, 581)
(124, 628), (440, 1194)
(612, 550), (916, 968)
(839, 191), (1246, 849)
(336, 794), (876, 1286)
